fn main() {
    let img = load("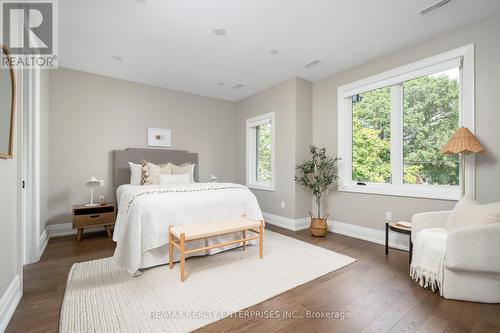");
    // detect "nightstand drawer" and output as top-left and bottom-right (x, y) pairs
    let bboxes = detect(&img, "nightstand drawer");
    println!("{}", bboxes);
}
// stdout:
(73, 212), (115, 227)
